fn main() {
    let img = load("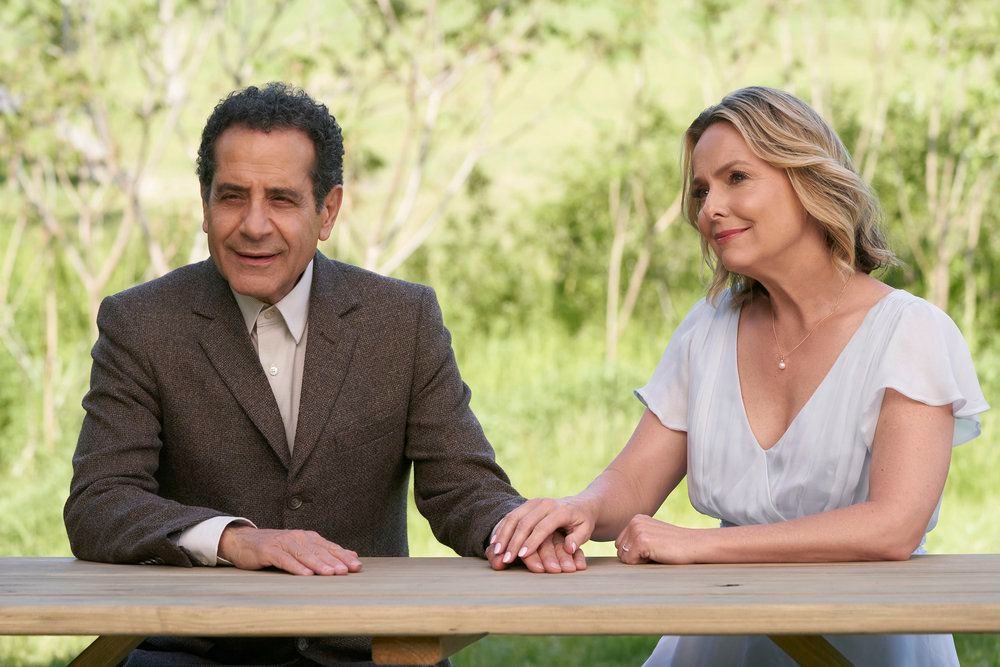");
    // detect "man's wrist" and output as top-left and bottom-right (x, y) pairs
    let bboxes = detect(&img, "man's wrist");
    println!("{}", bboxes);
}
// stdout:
(218, 523), (256, 563)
